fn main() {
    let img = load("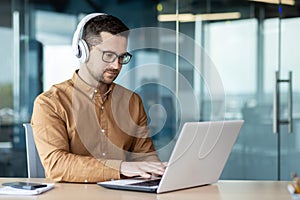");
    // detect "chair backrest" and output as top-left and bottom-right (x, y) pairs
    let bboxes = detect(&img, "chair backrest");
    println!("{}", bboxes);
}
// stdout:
(23, 123), (45, 178)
